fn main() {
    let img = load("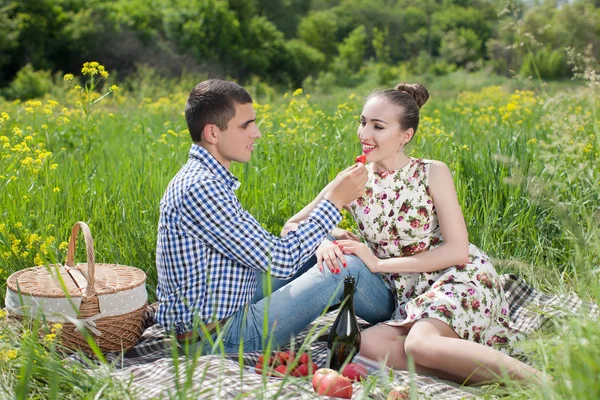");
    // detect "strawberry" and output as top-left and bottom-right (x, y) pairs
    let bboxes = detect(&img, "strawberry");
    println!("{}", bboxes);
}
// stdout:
(277, 351), (293, 365)
(355, 154), (367, 164)
(274, 364), (288, 376)
(293, 364), (309, 377)
(254, 363), (264, 374)
(299, 353), (310, 365)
